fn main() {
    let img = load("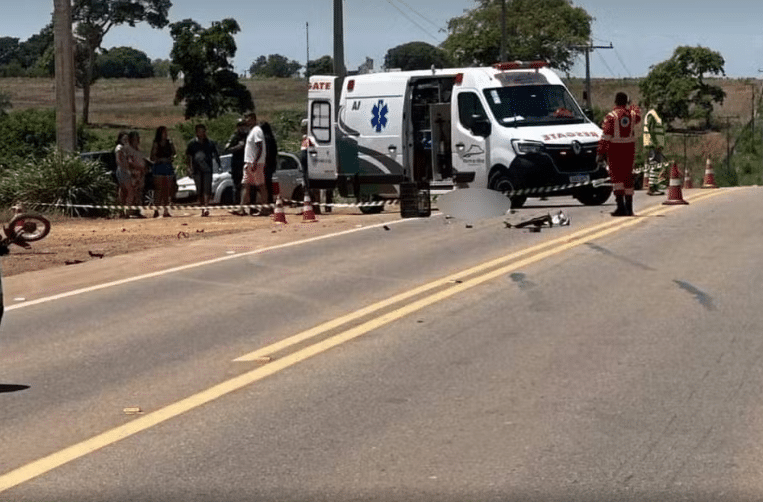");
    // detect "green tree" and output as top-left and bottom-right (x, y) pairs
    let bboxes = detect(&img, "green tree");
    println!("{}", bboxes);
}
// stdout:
(442, 0), (591, 72)
(0, 37), (20, 66)
(96, 46), (154, 78)
(250, 54), (302, 78)
(0, 92), (11, 116)
(4, 21), (54, 76)
(384, 41), (453, 71)
(72, 0), (171, 124)
(639, 46), (726, 130)
(306, 55), (333, 76)
(169, 18), (254, 119)
(152, 58), (171, 77)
